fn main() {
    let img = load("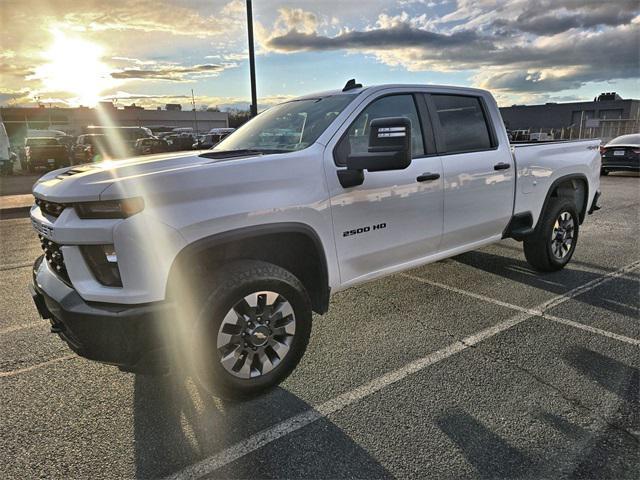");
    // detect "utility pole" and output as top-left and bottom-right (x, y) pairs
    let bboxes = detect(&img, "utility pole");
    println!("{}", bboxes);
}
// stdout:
(246, 0), (258, 117)
(191, 89), (198, 134)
